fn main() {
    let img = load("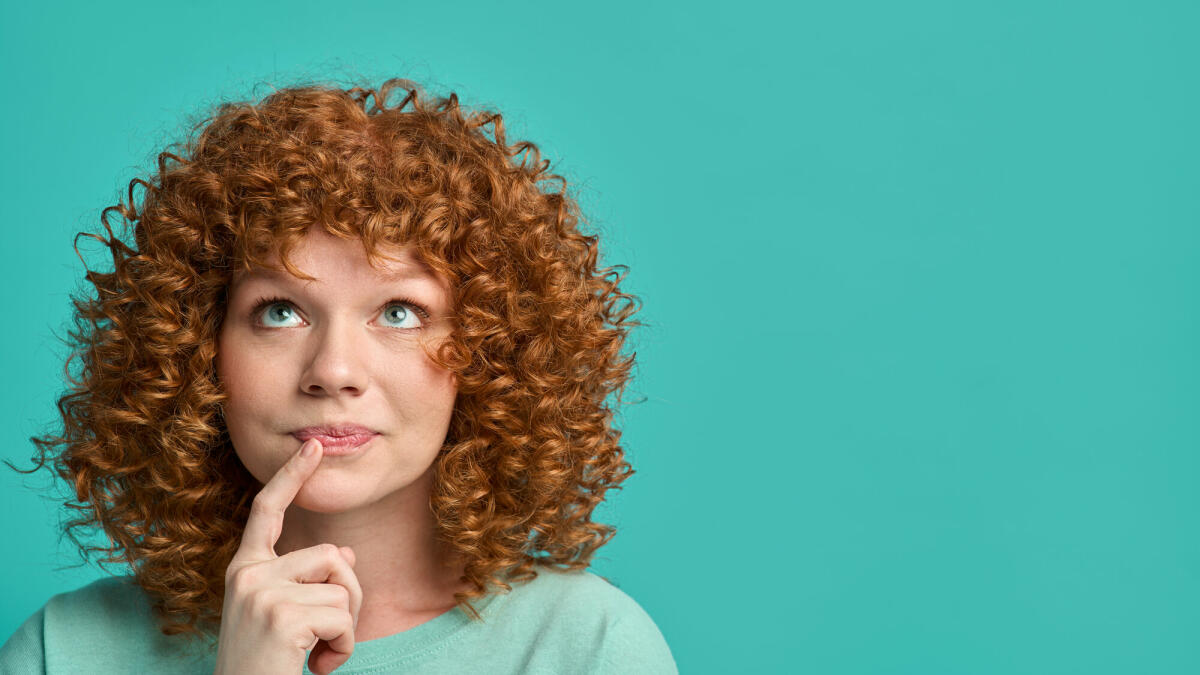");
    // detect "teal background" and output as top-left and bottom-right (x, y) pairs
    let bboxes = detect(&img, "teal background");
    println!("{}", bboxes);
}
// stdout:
(2, 0), (1197, 672)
